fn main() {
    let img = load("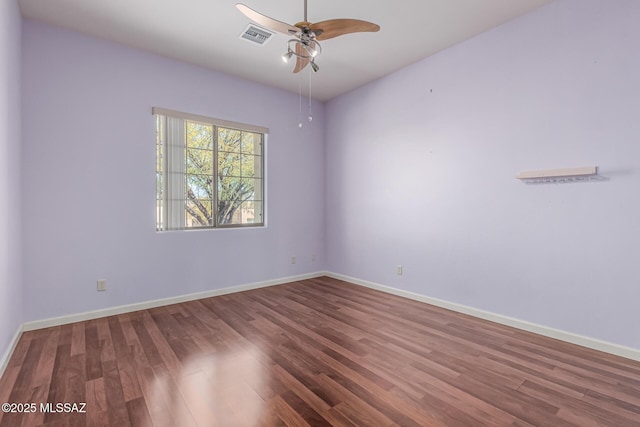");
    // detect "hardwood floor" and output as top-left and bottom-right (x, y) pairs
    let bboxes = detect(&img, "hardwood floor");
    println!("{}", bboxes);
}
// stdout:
(1, 276), (639, 426)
